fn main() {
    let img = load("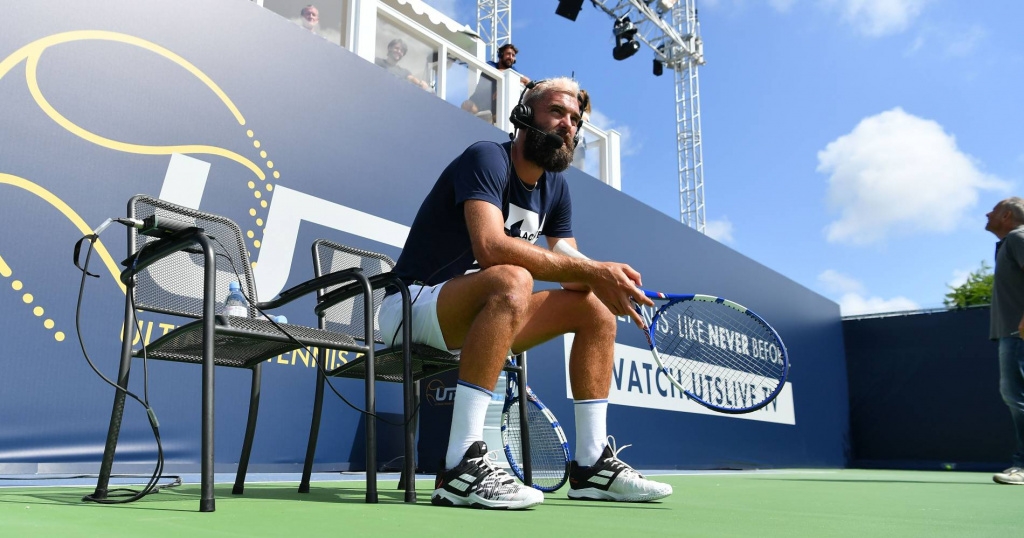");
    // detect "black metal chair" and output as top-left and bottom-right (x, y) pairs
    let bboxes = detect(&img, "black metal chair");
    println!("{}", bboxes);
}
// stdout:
(88, 195), (377, 512)
(301, 239), (533, 502)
